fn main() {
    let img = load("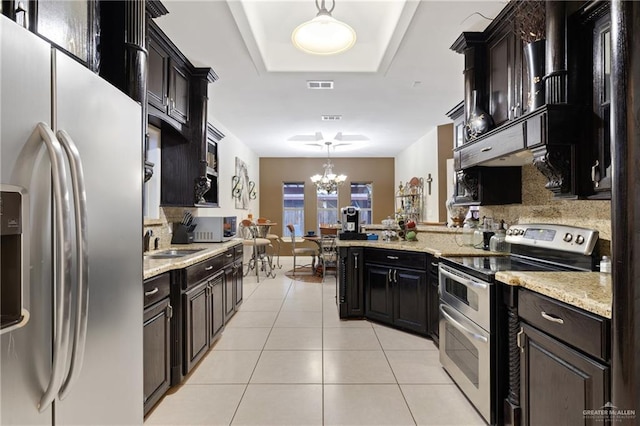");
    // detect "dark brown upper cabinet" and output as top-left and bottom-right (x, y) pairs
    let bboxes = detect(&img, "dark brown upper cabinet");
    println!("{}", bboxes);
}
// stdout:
(148, 21), (191, 133)
(450, 1), (610, 199)
(146, 15), (220, 207)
